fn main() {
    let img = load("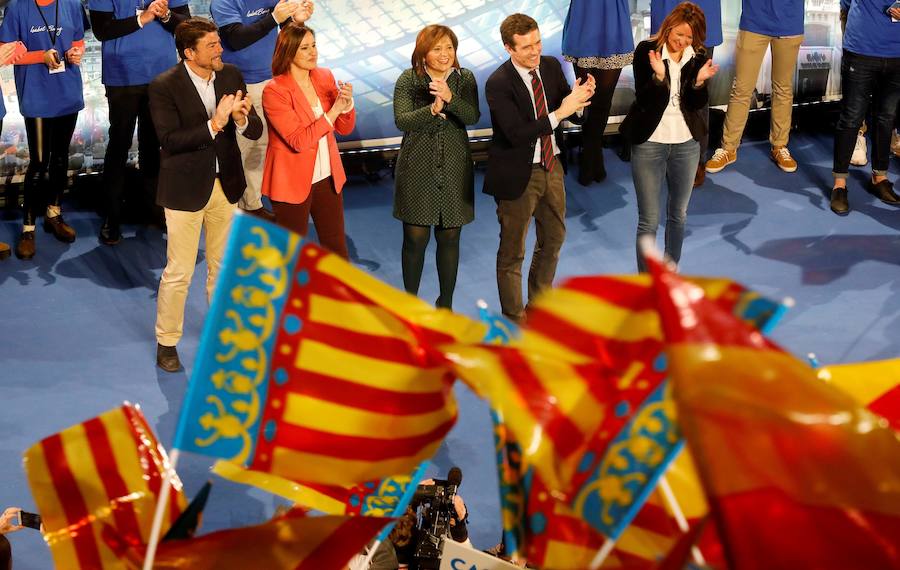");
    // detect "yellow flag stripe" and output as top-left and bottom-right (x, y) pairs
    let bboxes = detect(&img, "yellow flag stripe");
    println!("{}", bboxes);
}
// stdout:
(271, 442), (441, 486)
(296, 339), (447, 393)
(59, 425), (123, 570)
(309, 294), (417, 340)
(283, 393), (455, 439)
(212, 461), (347, 514)
(819, 358), (900, 407)
(545, 540), (598, 569)
(616, 524), (675, 560)
(527, 356), (605, 435)
(23, 445), (81, 570)
(315, 253), (486, 342)
(531, 288), (662, 342)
